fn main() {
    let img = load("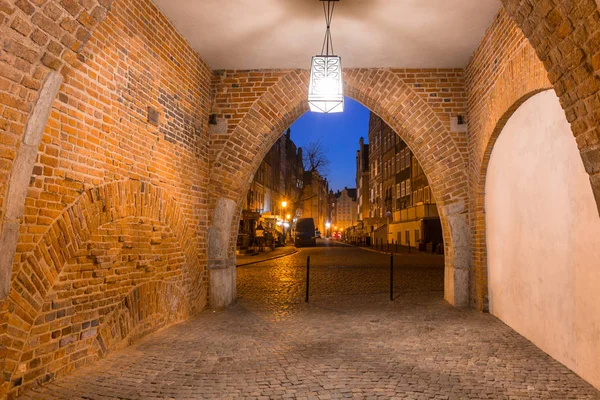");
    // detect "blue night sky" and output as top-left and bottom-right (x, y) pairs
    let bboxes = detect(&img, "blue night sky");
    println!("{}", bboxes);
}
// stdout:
(290, 97), (370, 193)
